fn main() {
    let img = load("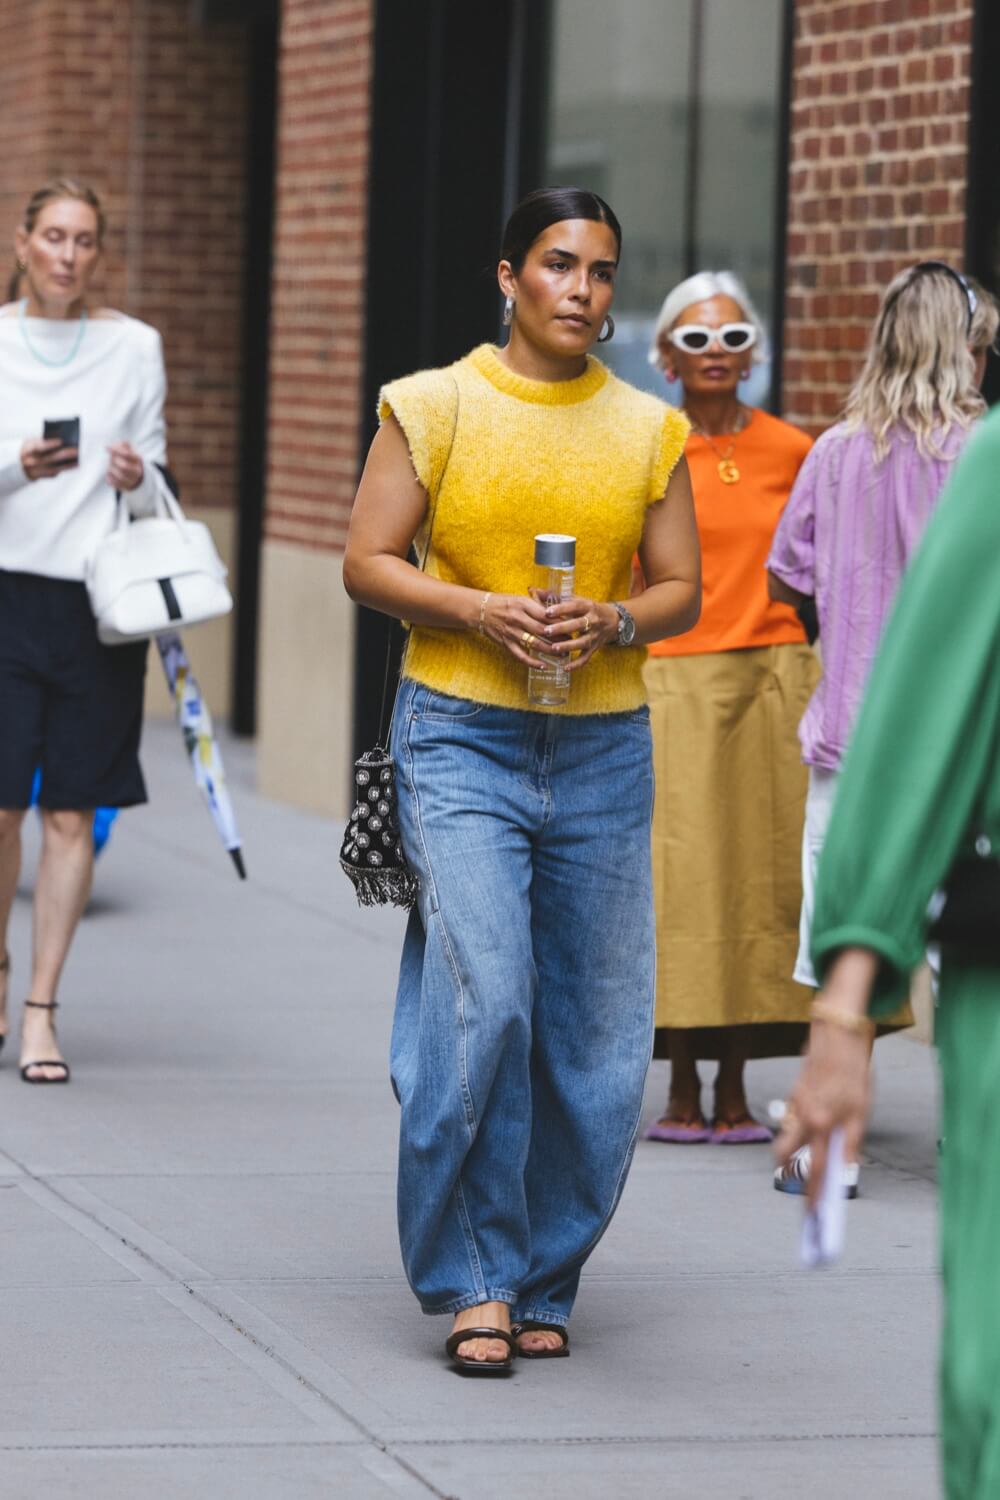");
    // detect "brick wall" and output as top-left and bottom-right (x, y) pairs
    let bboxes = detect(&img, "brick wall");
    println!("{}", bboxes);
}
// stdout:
(0, 0), (248, 515)
(43, 0), (135, 311)
(783, 0), (975, 431)
(265, 0), (372, 553)
(0, 3), (53, 293)
(124, 2), (248, 513)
